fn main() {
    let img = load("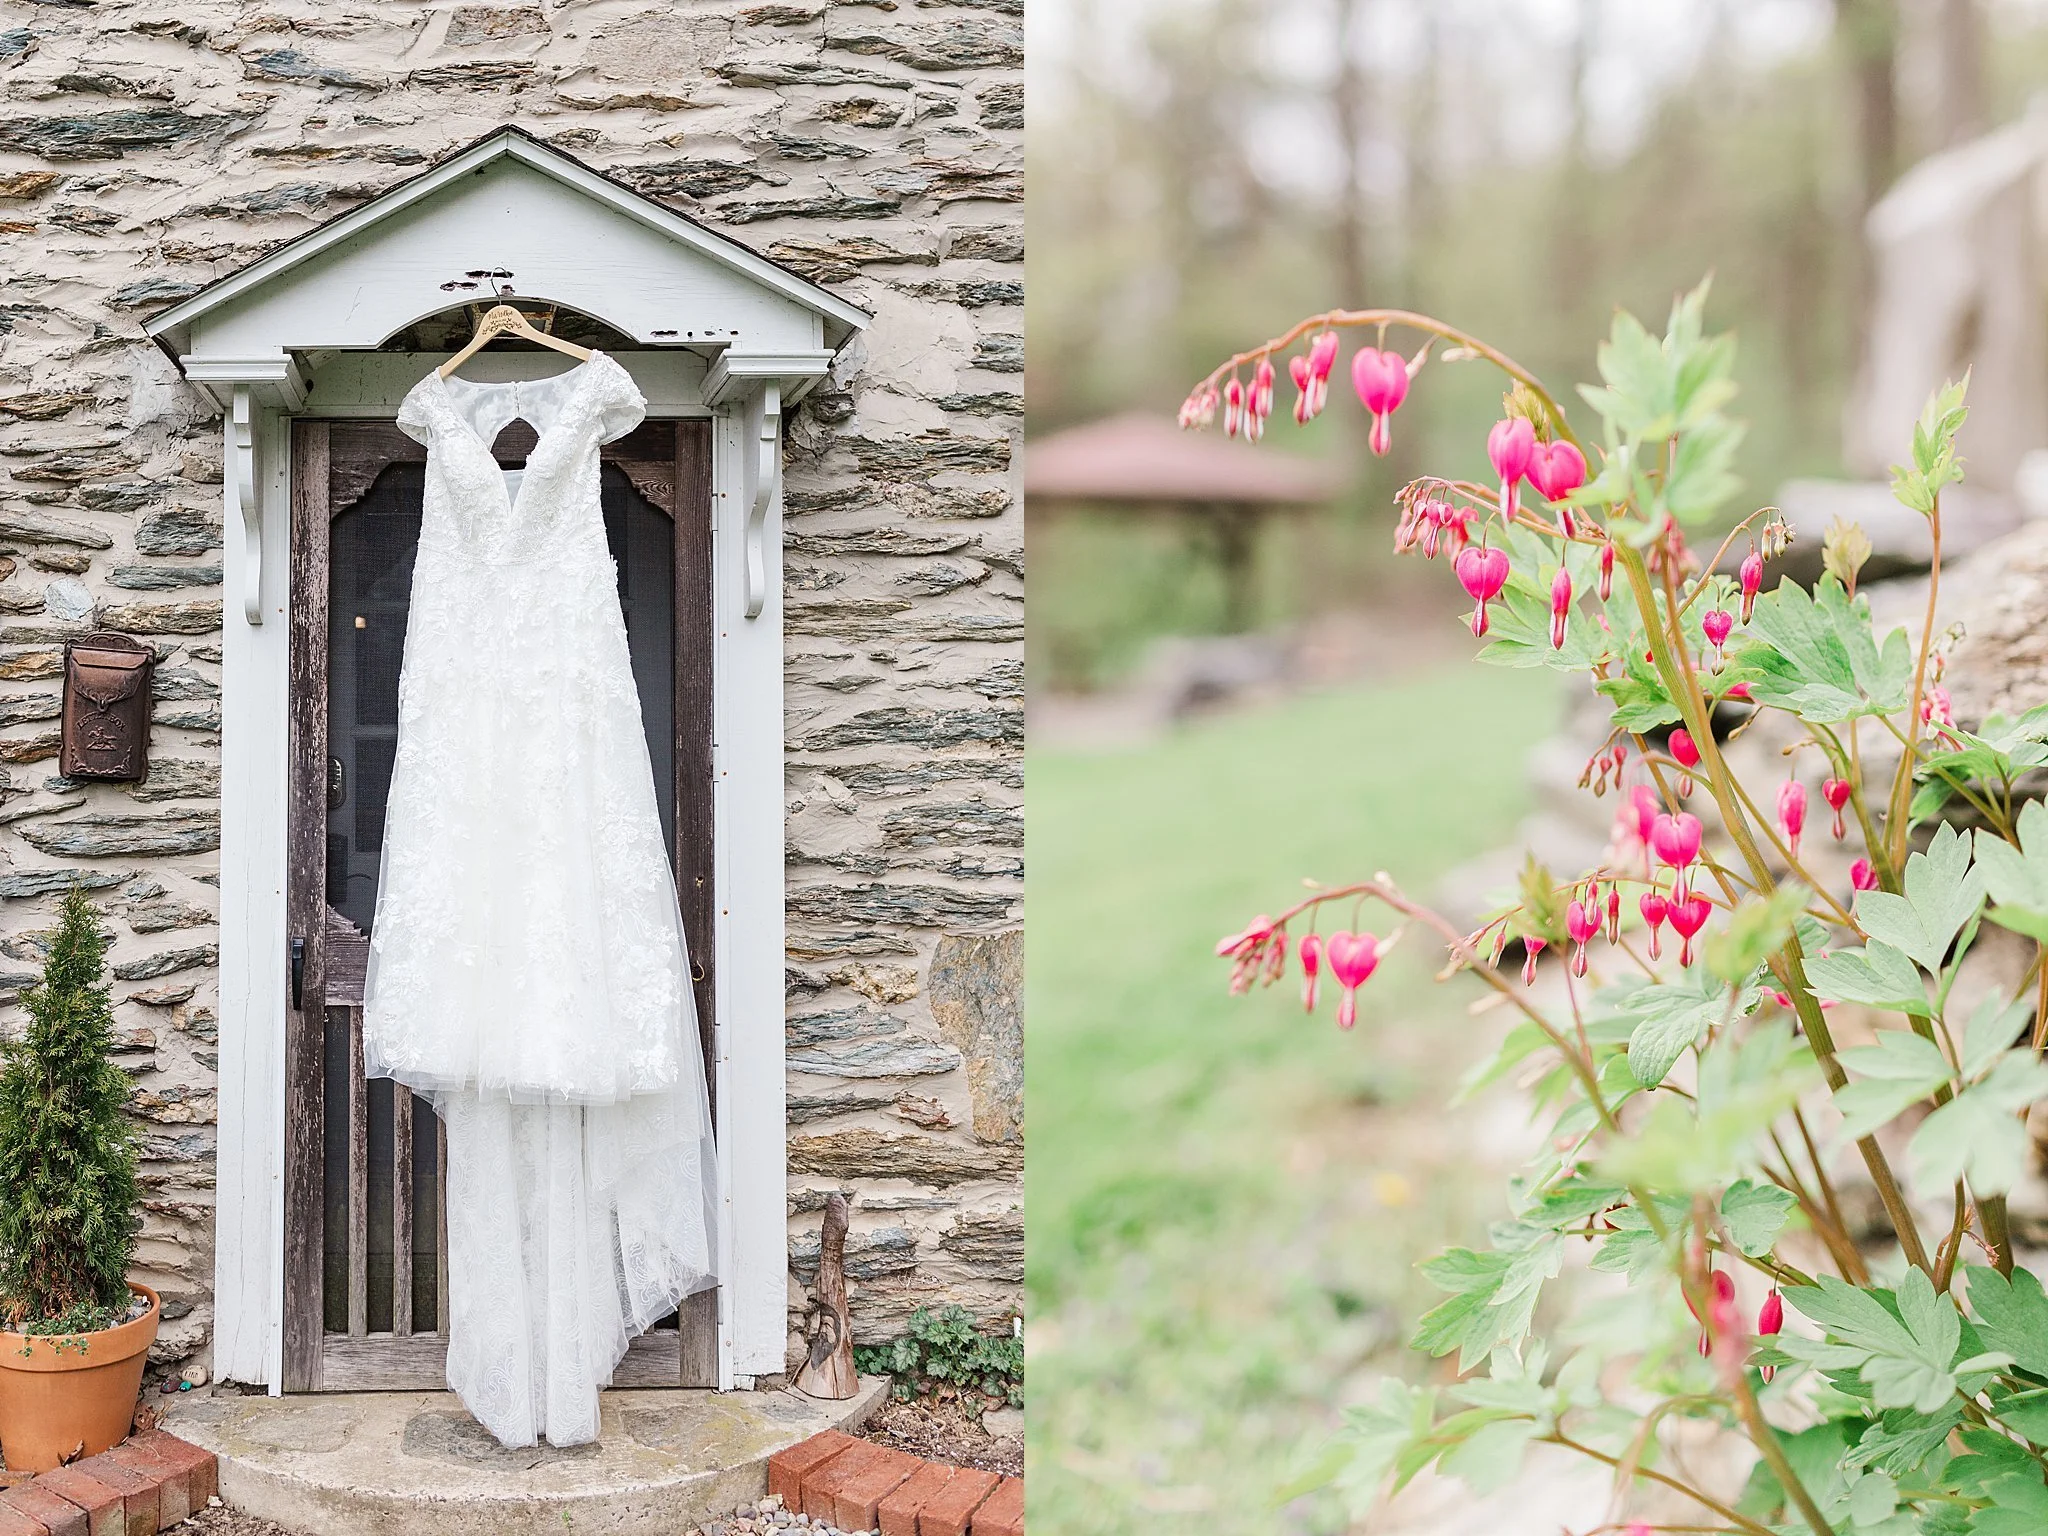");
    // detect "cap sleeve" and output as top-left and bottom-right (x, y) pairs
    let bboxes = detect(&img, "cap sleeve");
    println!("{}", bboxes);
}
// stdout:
(396, 376), (436, 446)
(595, 356), (646, 445)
